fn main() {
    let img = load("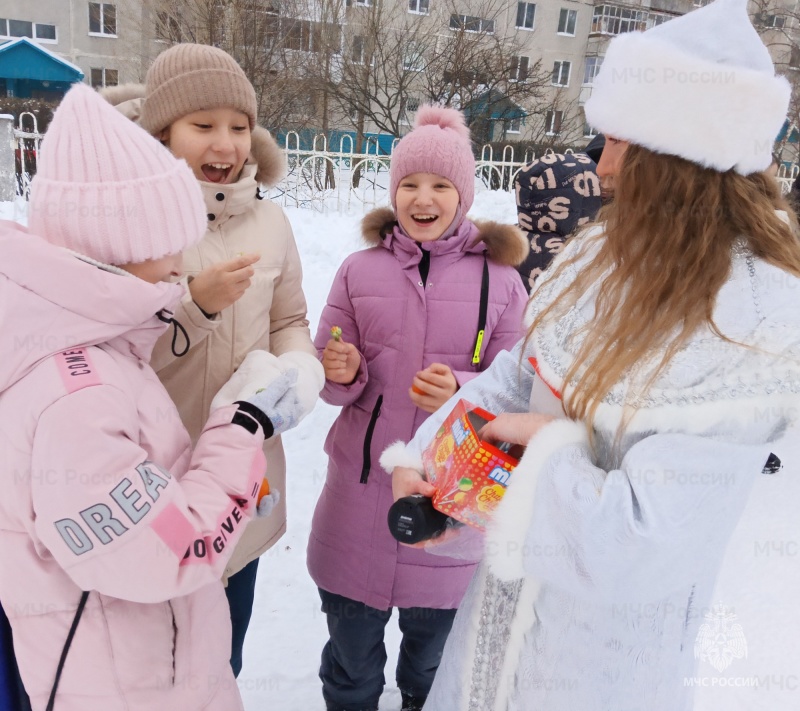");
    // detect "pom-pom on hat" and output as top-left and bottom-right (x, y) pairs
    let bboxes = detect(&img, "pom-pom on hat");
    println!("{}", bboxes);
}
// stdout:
(28, 82), (206, 265)
(585, 0), (790, 175)
(390, 105), (476, 213)
(140, 43), (257, 136)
